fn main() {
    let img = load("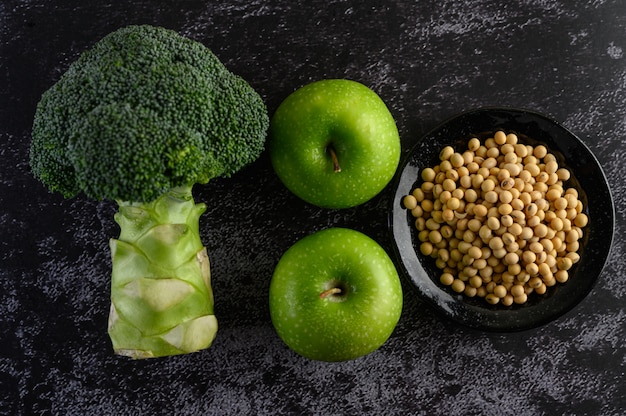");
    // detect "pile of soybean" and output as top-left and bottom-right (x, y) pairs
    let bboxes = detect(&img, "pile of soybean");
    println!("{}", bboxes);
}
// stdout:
(403, 131), (588, 306)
